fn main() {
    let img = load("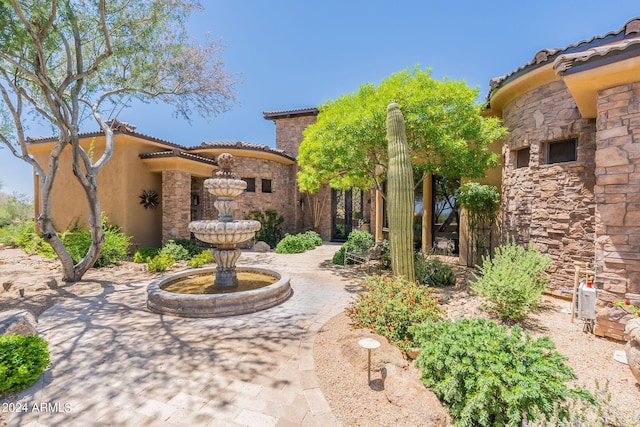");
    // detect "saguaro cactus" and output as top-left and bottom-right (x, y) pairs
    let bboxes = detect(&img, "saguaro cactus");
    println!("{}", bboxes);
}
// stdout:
(386, 102), (415, 282)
